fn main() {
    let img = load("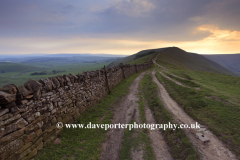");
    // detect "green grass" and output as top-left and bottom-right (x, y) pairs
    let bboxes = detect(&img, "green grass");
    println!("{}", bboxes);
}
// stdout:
(120, 121), (155, 160)
(35, 70), (144, 160)
(156, 72), (240, 157)
(120, 121), (135, 160)
(0, 62), (41, 72)
(164, 67), (240, 106)
(140, 73), (199, 160)
(137, 91), (147, 123)
(164, 72), (201, 88)
(127, 53), (156, 65)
